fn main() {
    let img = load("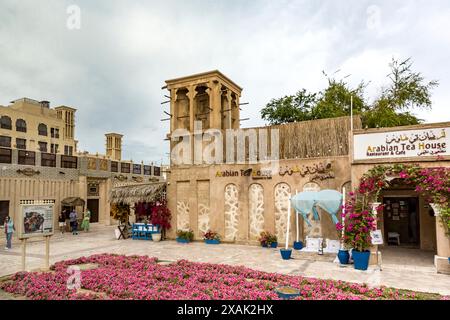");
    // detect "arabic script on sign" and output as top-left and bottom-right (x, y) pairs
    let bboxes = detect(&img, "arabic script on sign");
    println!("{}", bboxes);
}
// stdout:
(354, 128), (449, 160)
